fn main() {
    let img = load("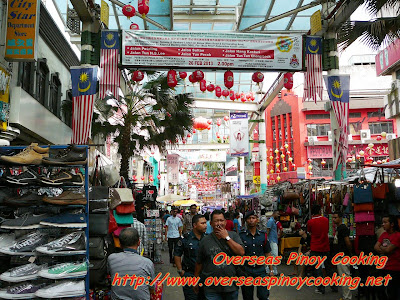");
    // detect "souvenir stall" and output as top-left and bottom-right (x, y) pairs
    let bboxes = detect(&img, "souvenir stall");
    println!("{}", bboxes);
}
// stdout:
(234, 194), (260, 214)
